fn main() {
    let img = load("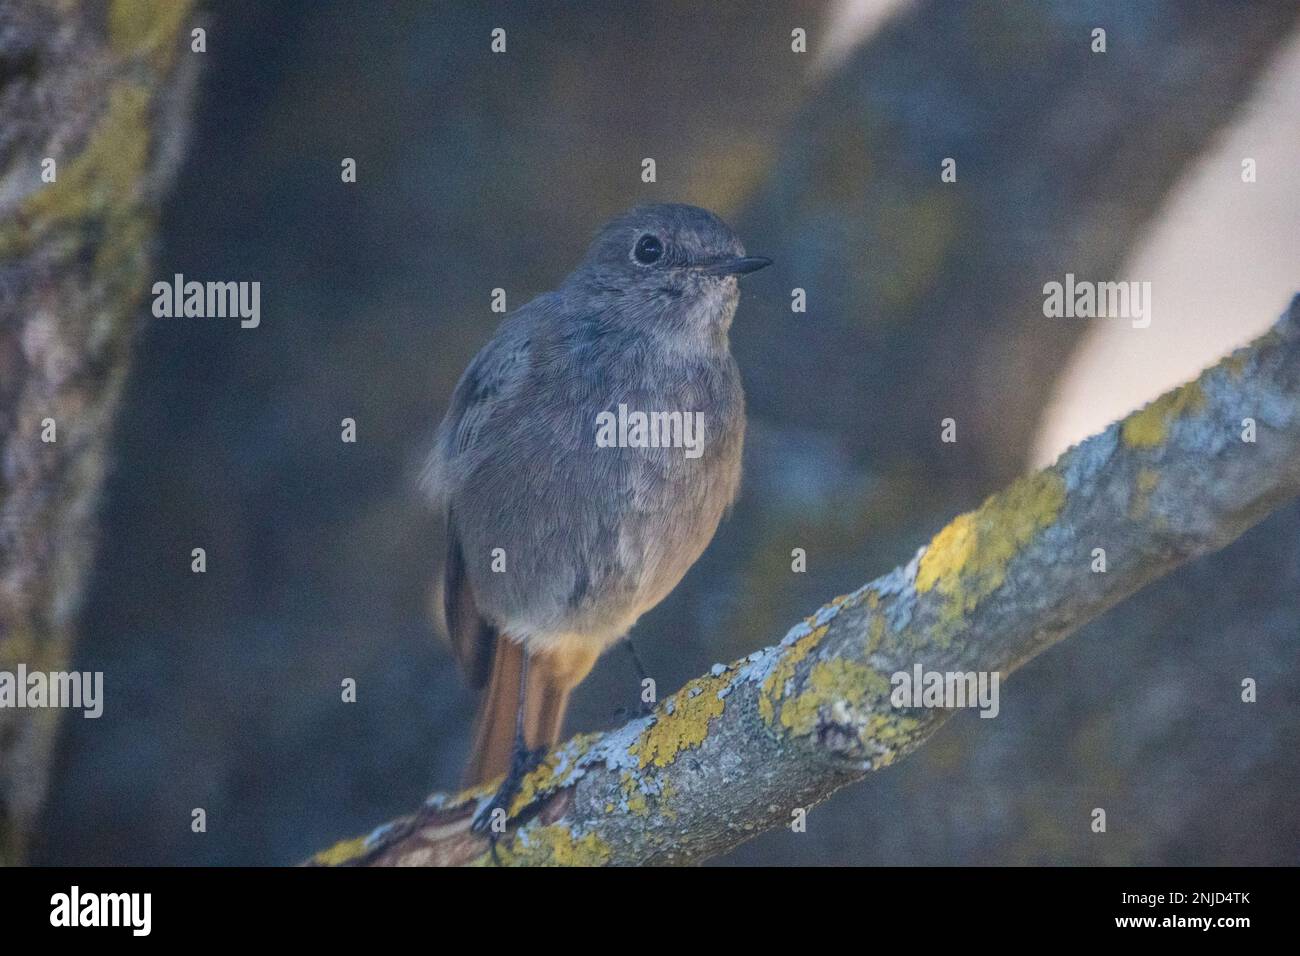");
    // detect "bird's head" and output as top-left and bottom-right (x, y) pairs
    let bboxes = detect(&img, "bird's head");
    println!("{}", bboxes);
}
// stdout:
(567, 203), (770, 338)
